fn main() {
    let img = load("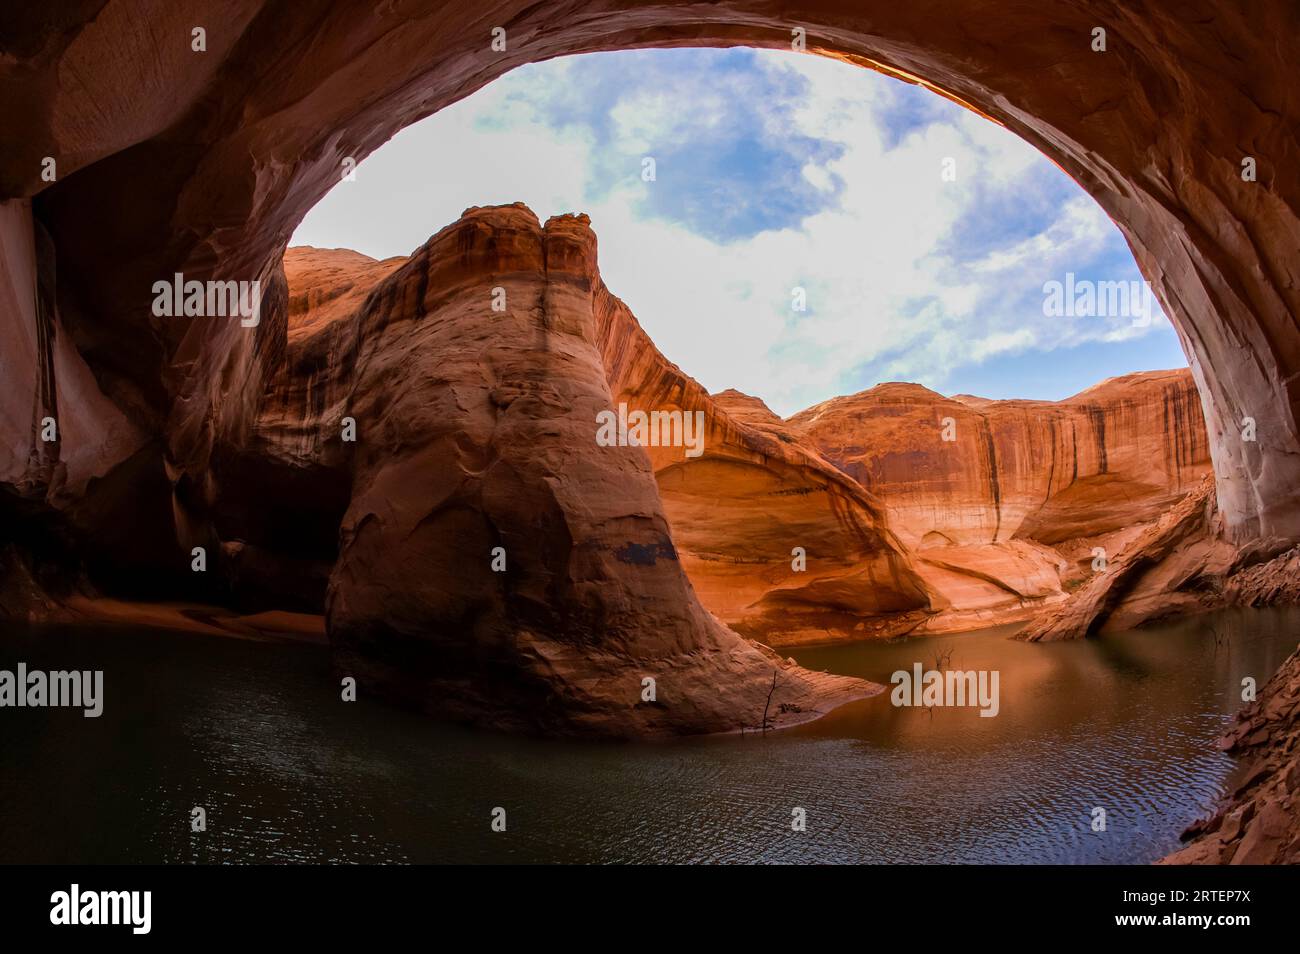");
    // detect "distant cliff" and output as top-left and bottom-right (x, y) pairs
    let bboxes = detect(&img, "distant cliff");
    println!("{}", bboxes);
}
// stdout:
(782, 372), (1213, 634)
(786, 372), (1210, 549)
